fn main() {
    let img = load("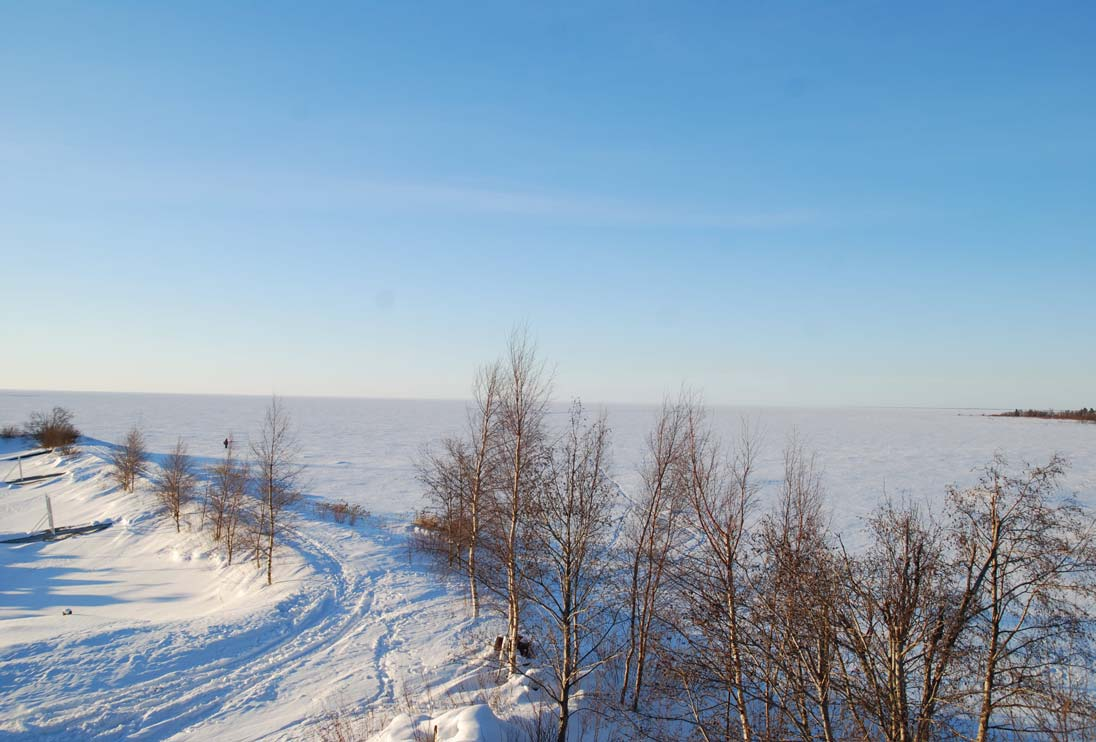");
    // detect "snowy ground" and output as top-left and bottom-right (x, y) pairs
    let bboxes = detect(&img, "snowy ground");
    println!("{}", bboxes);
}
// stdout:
(1, 391), (1094, 739)
(0, 437), (495, 740)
